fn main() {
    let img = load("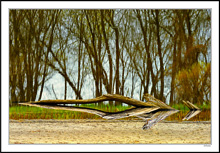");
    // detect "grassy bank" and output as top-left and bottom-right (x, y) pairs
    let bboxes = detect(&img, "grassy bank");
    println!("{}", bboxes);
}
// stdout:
(9, 103), (211, 121)
(9, 104), (131, 120)
(171, 103), (211, 111)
